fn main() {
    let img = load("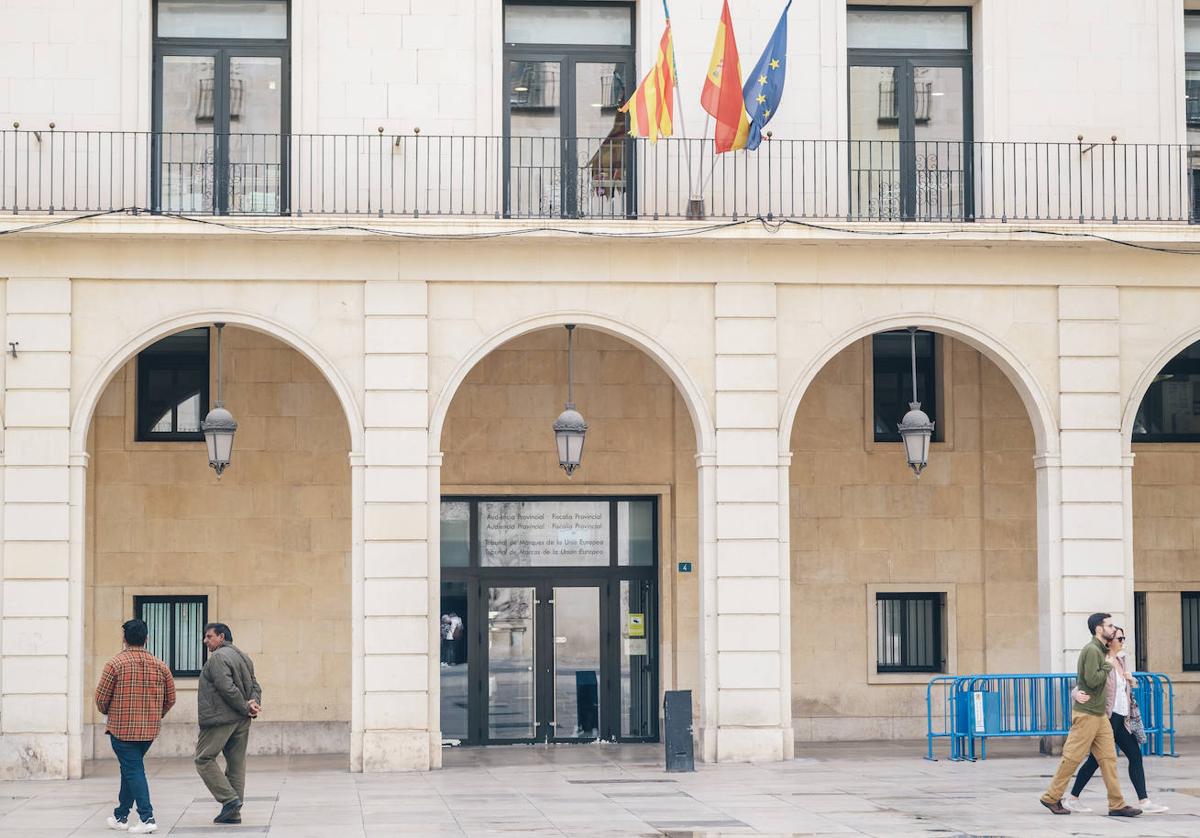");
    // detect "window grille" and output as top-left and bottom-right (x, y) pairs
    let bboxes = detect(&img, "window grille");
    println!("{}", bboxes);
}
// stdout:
(1183, 592), (1200, 672)
(1134, 591), (1147, 672)
(876, 592), (944, 673)
(134, 595), (208, 677)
